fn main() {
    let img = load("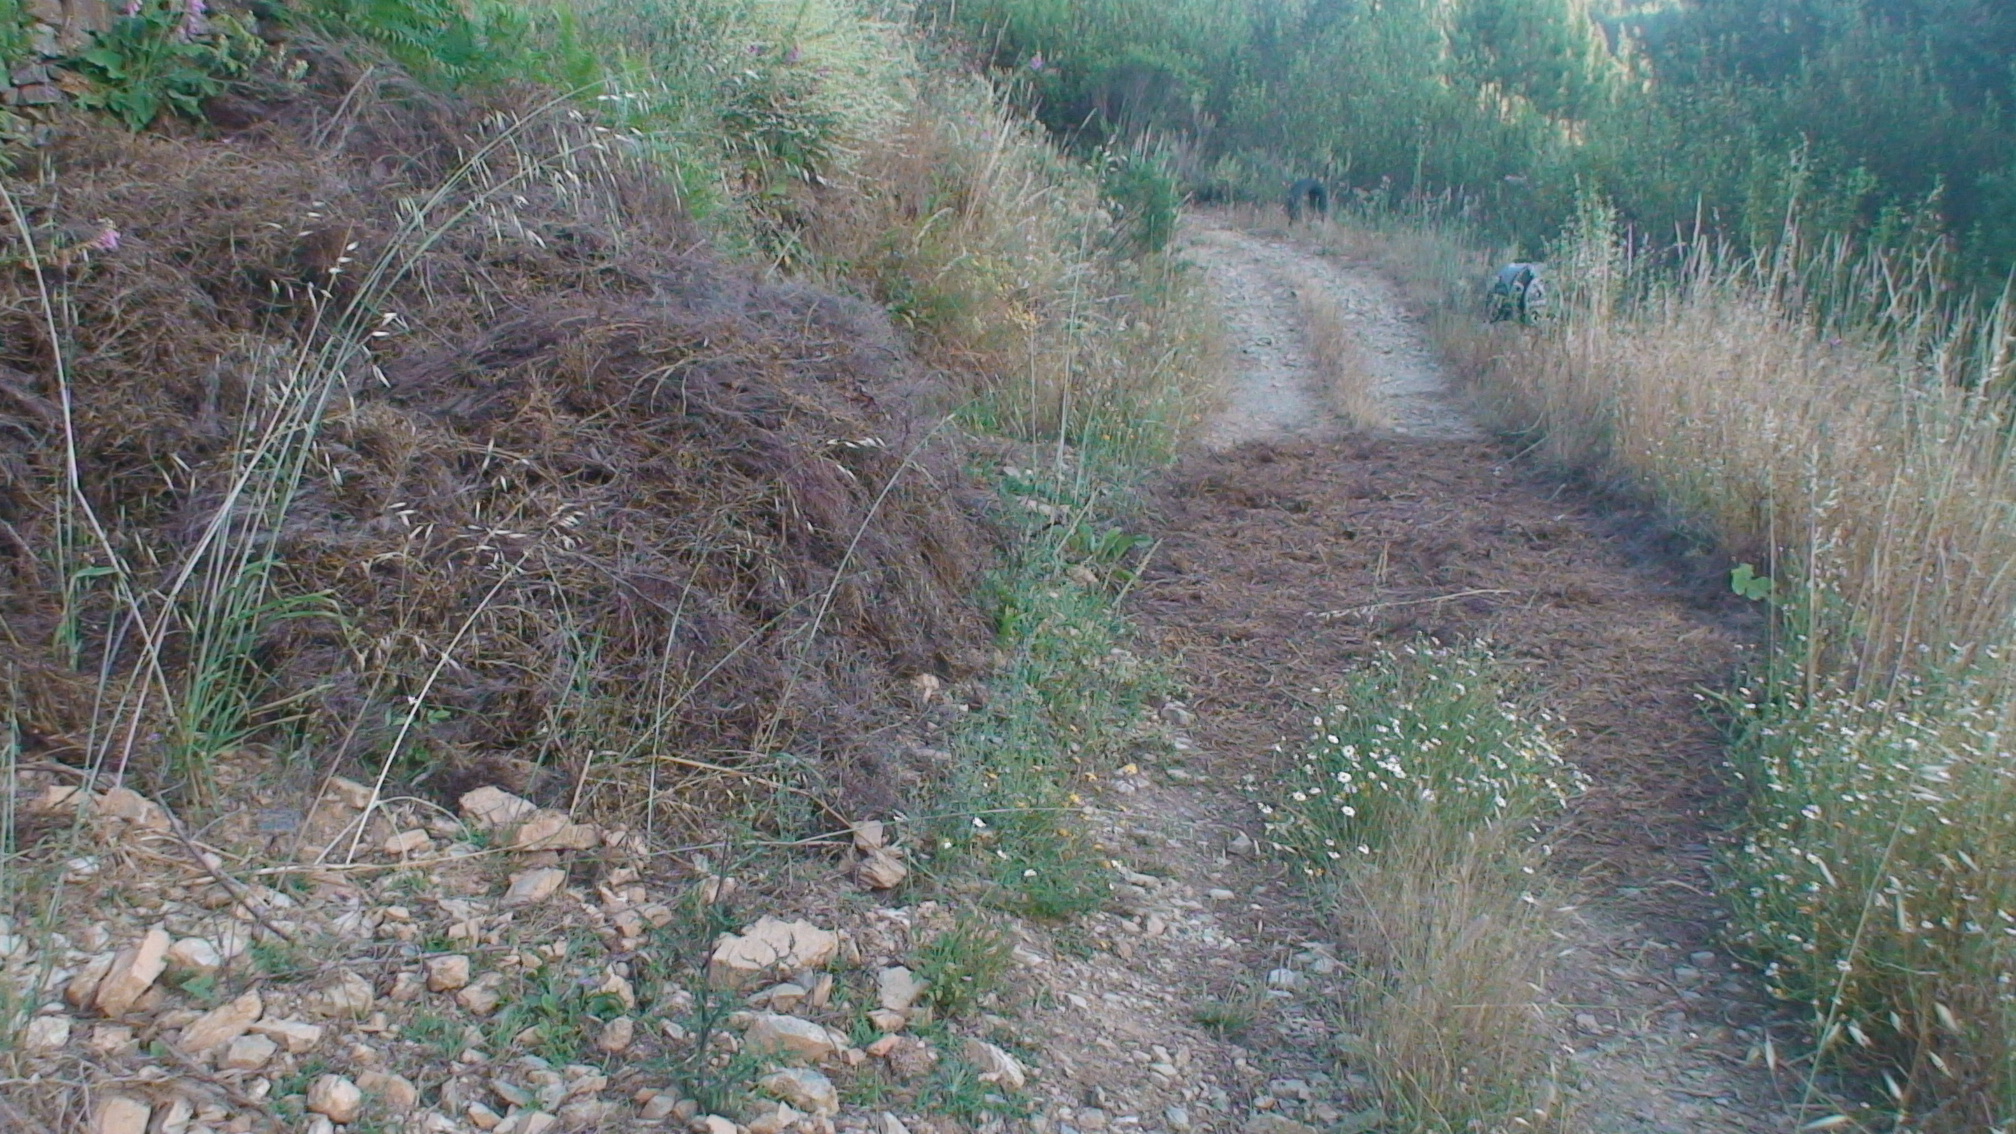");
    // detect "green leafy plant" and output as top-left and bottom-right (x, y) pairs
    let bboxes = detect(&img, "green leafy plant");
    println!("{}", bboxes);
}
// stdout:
(1100, 148), (1181, 255)
(1730, 562), (1775, 602)
(68, 0), (264, 130)
(913, 914), (1015, 1018)
(295, 0), (582, 89)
